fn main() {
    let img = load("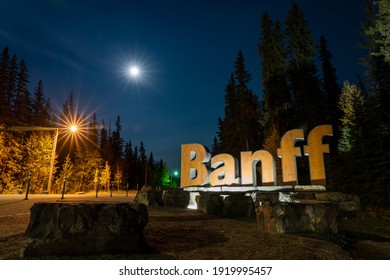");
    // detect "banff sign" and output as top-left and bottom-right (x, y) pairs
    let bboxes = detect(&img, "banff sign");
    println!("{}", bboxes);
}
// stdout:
(181, 125), (333, 187)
